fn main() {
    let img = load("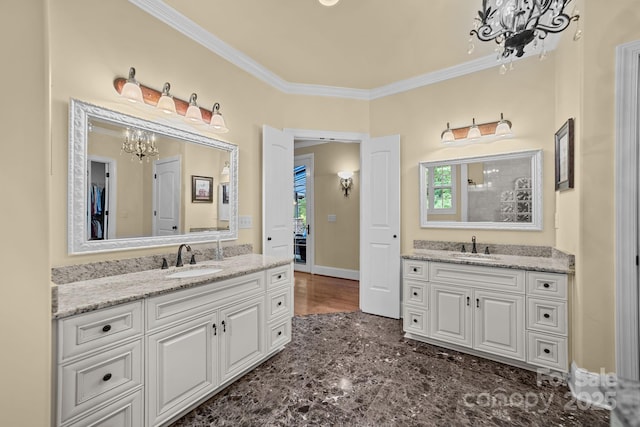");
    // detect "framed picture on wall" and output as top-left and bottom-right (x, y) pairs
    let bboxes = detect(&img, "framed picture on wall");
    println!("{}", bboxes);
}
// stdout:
(192, 175), (213, 203)
(555, 118), (575, 191)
